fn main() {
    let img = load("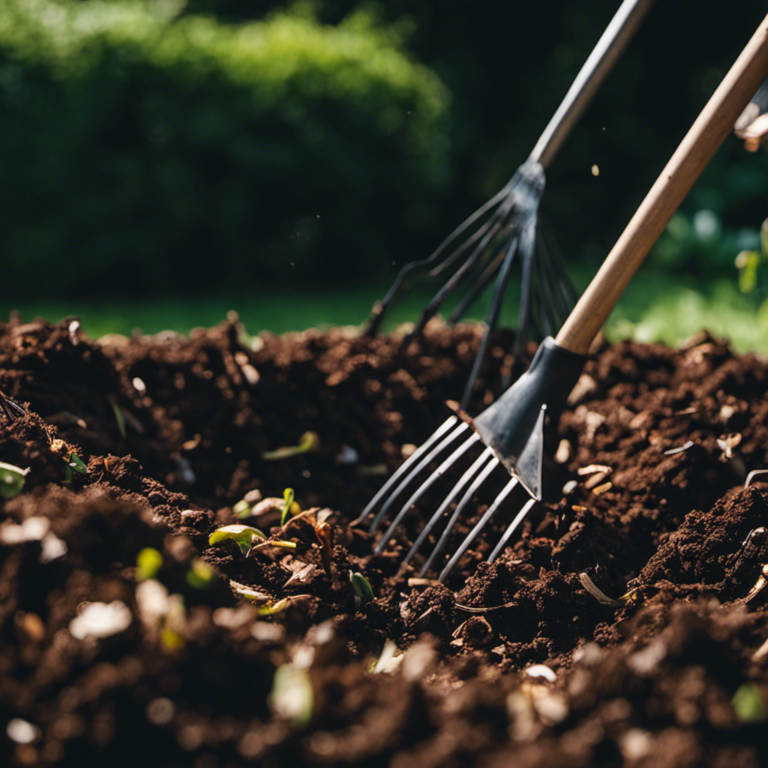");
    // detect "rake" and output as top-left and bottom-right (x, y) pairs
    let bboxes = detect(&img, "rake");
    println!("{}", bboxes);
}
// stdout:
(358, 14), (768, 583)
(0, 391), (24, 421)
(366, 0), (656, 410)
